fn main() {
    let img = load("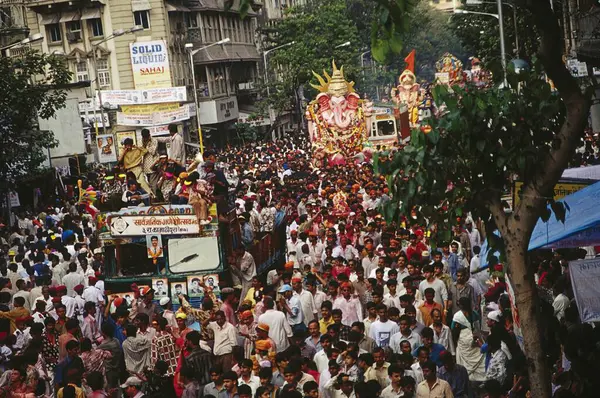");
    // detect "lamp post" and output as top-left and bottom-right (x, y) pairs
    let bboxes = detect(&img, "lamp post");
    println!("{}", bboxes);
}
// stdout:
(0, 33), (44, 56)
(454, 8), (507, 86)
(466, 0), (519, 55)
(263, 41), (295, 97)
(91, 25), (143, 134)
(185, 37), (231, 154)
